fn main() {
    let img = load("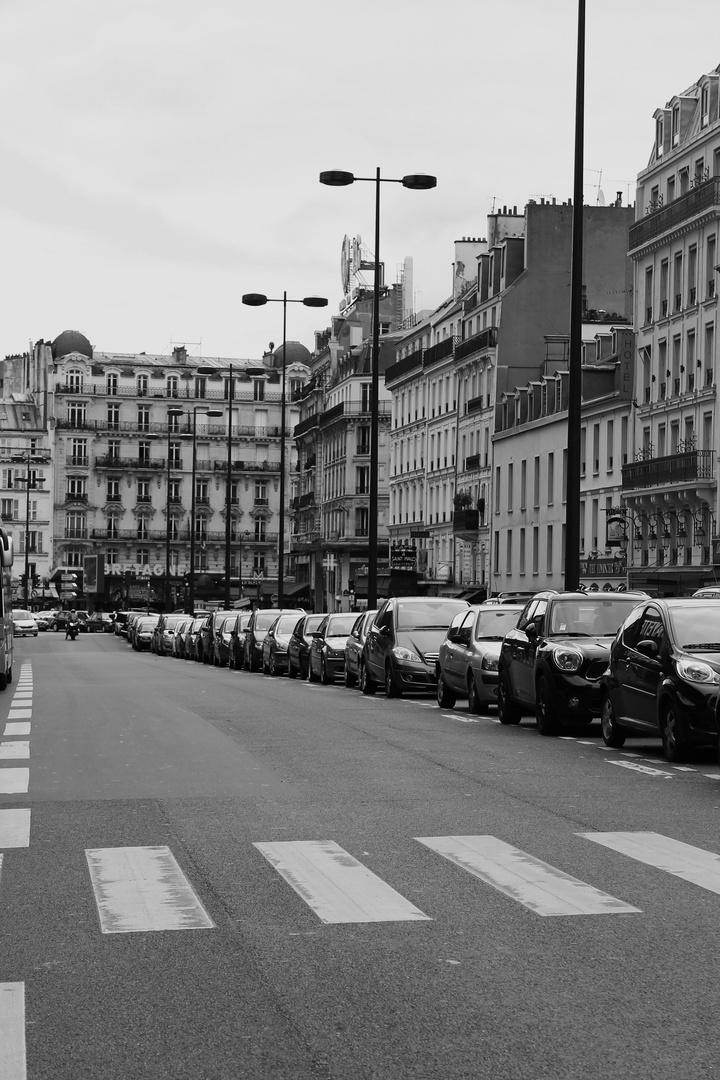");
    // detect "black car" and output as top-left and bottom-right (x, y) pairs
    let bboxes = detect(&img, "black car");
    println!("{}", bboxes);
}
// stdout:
(361, 596), (470, 698)
(600, 598), (720, 761)
(307, 612), (358, 684)
(228, 612), (251, 669)
(244, 608), (301, 672)
(497, 590), (649, 735)
(287, 614), (326, 679)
